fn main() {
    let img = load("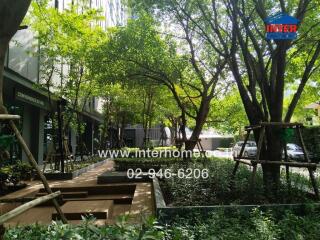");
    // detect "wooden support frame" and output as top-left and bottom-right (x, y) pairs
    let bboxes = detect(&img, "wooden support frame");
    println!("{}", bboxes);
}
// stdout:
(196, 139), (207, 159)
(231, 122), (320, 200)
(230, 129), (251, 189)
(0, 115), (68, 224)
(8, 119), (67, 222)
(0, 191), (61, 225)
(0, 114), (20, 120)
